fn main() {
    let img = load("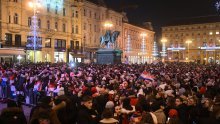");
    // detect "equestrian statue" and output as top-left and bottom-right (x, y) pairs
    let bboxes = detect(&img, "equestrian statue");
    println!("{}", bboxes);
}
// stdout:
(100, 30), (120, 49)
